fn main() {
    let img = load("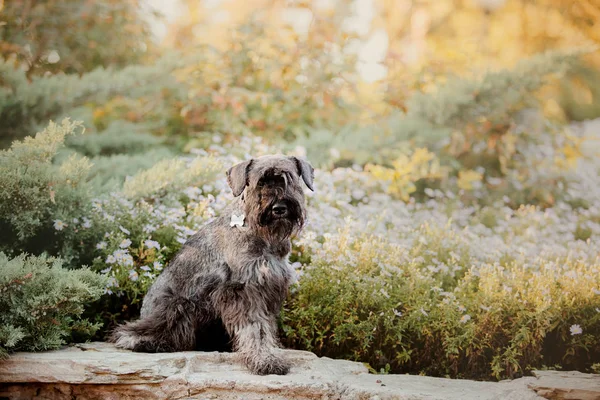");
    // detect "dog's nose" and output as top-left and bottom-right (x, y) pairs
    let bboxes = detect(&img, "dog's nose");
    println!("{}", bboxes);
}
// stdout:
(272, 203), (288, 216)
